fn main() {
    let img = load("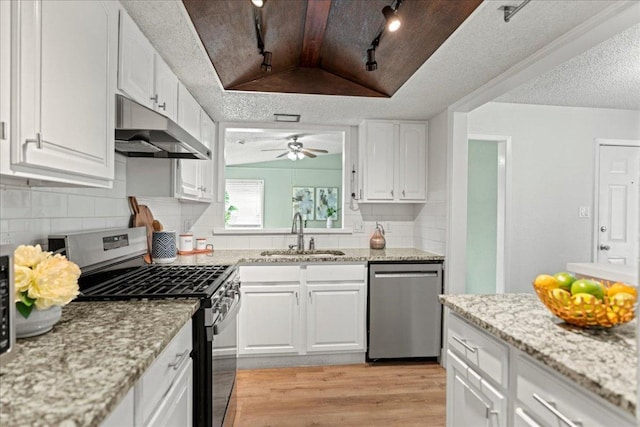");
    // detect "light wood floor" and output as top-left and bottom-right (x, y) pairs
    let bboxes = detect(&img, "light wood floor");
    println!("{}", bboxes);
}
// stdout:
(233, 362), (446, 427)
